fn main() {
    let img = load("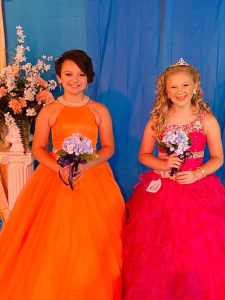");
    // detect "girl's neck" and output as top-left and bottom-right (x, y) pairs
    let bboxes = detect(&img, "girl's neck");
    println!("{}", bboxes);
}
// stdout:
(167, 105), (198, 125)
(63, 92), (84, 102)
(58, 93), (89, 107)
